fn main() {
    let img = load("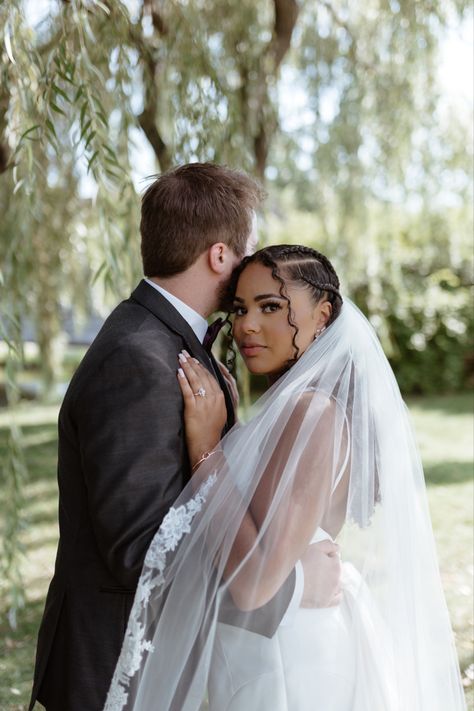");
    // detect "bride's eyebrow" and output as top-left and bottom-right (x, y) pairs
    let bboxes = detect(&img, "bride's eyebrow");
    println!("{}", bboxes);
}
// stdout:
(233, 293), (285, 304)
(254, 293), (285, 302)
